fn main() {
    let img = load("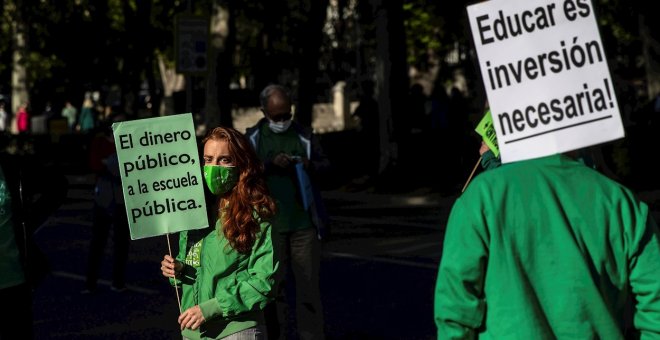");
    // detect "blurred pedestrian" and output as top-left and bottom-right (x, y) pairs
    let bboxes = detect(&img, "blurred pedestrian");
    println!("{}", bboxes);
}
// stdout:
(81, 114), (130, 293)
(77, 98), (96, 133)
(245, 84), (330, 340)
(428, 81), (452, 192)
(16, 102), (29, 134)
(160, 126), (278, 339)
(0, 101), (8, 132)
(61, 100), (78, 132)
(0, 134), (68, 339)
(352, 80), (380, 182)
(434, 151), (660, 338)
(408, 83), (428, 134)
(446, 87), (471, 189)
(43, 101), (55, 121)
